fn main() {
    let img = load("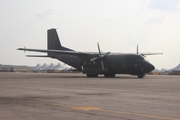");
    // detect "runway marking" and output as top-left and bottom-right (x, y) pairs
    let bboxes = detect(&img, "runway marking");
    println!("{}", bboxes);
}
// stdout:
(35, 100), (180, 120)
